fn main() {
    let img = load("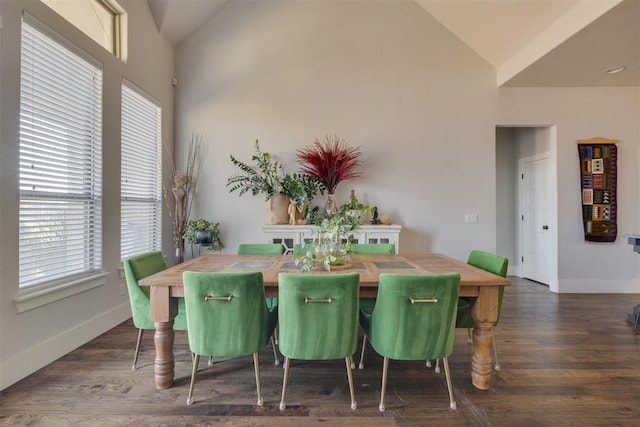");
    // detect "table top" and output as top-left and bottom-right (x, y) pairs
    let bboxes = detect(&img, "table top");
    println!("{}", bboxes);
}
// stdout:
(140, 253), (509, 298)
